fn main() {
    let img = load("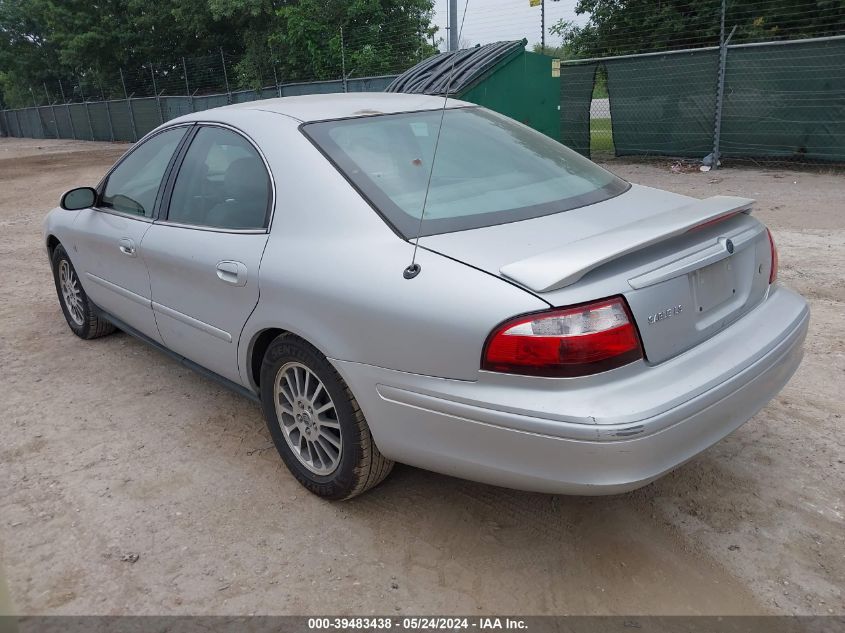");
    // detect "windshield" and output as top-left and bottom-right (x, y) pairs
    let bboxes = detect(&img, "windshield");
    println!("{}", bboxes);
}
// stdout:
(302, 107), (629, 238)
